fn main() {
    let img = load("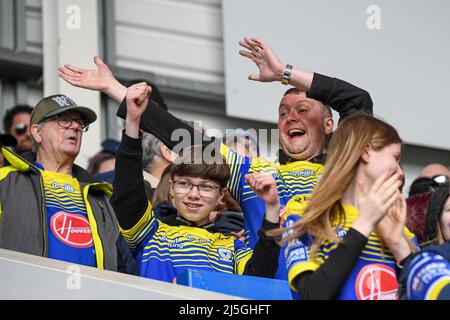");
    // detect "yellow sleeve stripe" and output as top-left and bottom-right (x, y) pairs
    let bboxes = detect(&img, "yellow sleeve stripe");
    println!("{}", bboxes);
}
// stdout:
(235, 249), (253, 275)
(220, 143), (230, 159)
(220, 142), (244, 201)
(426, 277), (450, 300)
(119, 201), (154, 241)
(288, 261), (320, 291)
